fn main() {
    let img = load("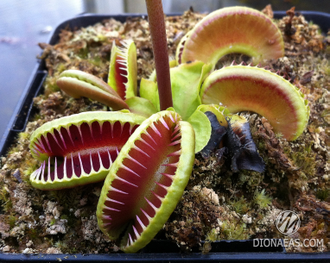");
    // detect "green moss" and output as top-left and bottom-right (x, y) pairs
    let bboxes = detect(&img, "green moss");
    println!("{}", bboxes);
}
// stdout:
(0, 186), (12, 213)
(283, 138), (316, 179)
(3, 199), (13, 213)
(230, 196), (249, 214)
(275, 132), (284, 139)
(321, 107), (330, 118)
(18, 132), (30, 141)
(254, 189), (272, 209)
(32, 113), (42, 121)
(205, 228), (219, 242)
(55, 240), (68, 251)
(78, 47), (89, 59)
(0, 186), (9, 202)
(90, 56), (102, 67)
(44, 78), (60, 94)
(60, 214), (69, 221)
(26, 227), (40, 241)
(221, 219), (249, 240)
(22, 157), (39, 179)
(6, 147), (18, 156)
(23, 166), (36, 179)
(56, 63), (67, 74)
(7, 215), (17, 229)
(202, 228), (220, 254)
(50, 218), (56, 226)
(47, 187), (81, 210)
(246, 171), (264, 188)
(316, 189), (330, 201)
